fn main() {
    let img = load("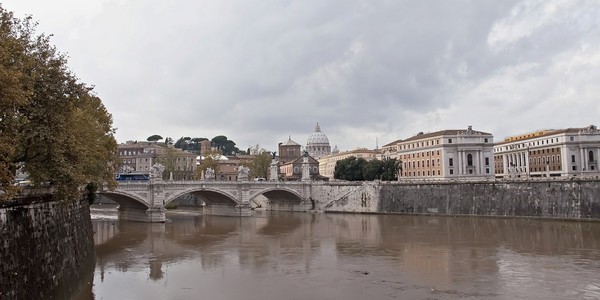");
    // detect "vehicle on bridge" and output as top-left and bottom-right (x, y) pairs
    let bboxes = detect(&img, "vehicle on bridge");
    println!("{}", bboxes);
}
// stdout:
(115, 173), (150, 181)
